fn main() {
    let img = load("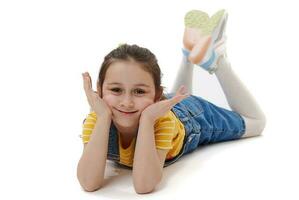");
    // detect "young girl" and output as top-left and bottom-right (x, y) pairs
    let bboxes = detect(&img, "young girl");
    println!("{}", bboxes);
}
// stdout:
(77, 9), (266, 194)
